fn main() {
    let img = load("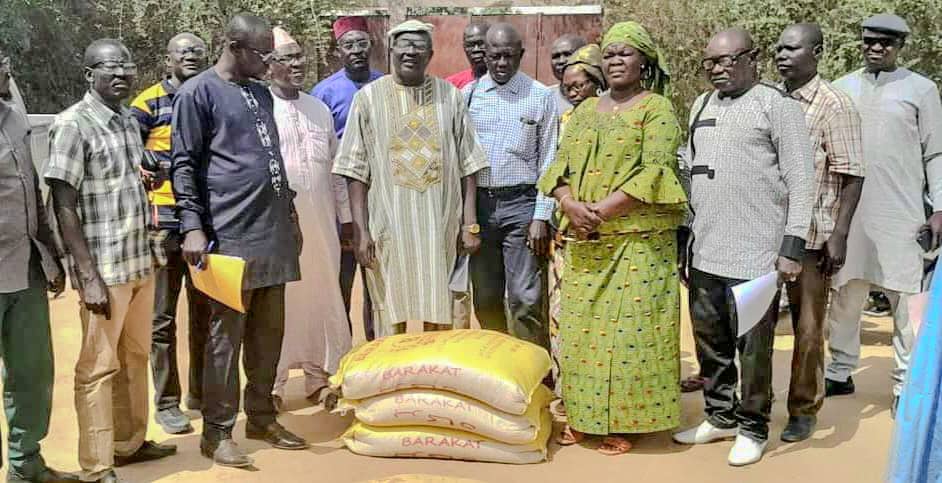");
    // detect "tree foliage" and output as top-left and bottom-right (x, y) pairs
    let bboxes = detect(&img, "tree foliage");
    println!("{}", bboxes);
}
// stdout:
(606, 0), (942, 124)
